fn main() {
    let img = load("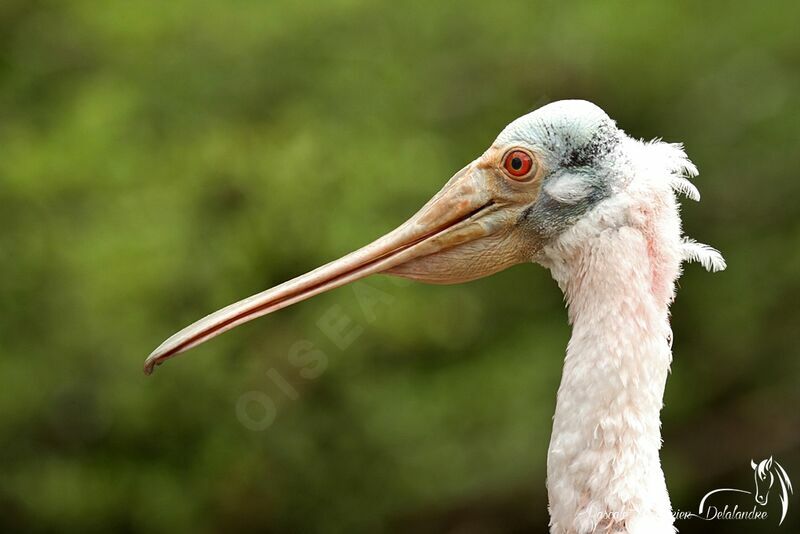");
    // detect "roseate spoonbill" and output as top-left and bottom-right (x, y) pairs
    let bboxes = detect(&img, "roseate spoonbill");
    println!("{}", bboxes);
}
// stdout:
(145, 100), (724, 534)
